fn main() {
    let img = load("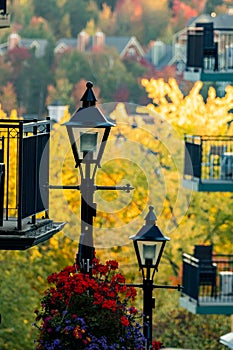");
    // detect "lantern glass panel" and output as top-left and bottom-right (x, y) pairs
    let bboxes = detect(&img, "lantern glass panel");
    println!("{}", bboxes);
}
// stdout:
(72, 127), (105, 160)
(138, 241), (163, 267)
(80, 132), (98, 153)
(143, 244), (156, 260)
